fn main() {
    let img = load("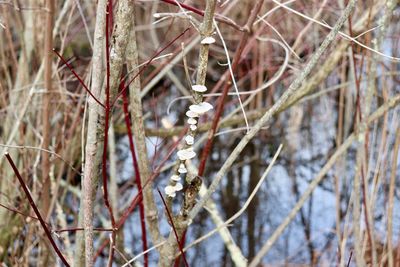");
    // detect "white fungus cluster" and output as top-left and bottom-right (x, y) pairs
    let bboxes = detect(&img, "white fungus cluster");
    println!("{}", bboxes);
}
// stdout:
(165, 174), (183, 198)
(164, 182), (183, 198)
(165, 83), (214, 198)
